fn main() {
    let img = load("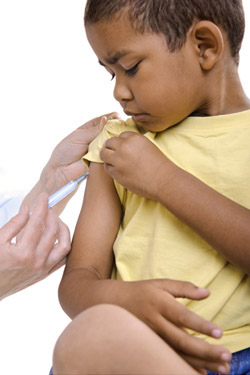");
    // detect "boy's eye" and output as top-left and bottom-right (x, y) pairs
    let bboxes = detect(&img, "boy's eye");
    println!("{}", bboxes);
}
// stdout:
(125, 62), (140, 76)
(103, 66), (115, 81)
